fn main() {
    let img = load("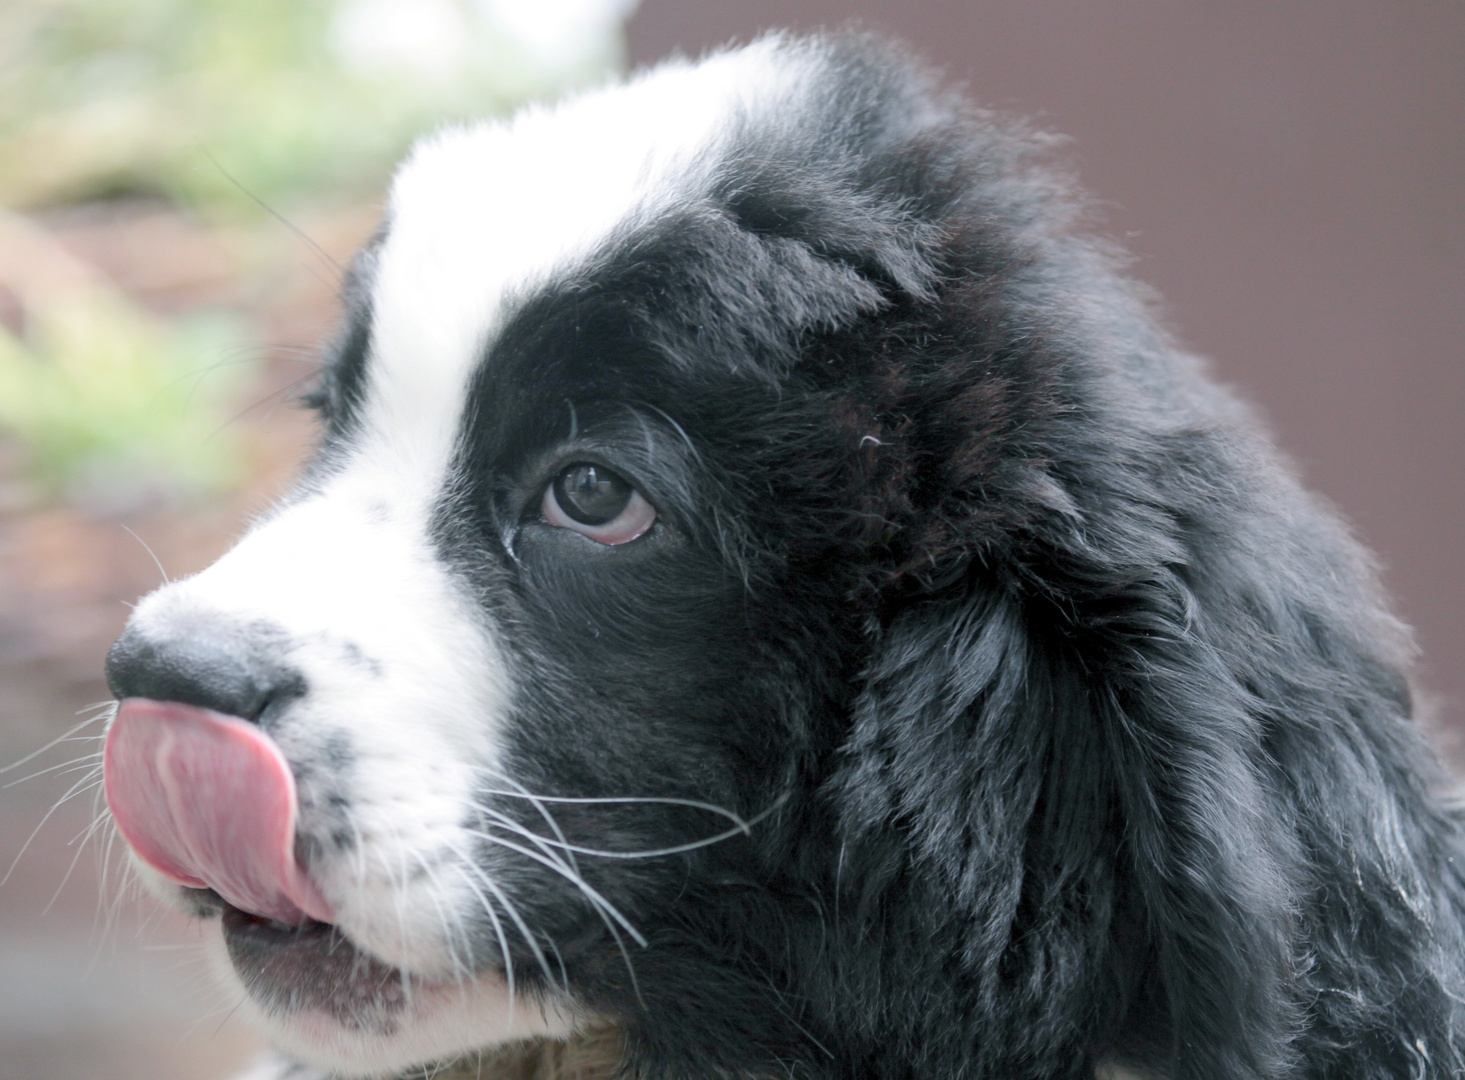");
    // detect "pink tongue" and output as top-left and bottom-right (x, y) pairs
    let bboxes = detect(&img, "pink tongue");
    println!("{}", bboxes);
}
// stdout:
(104, 699), (333, 926)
